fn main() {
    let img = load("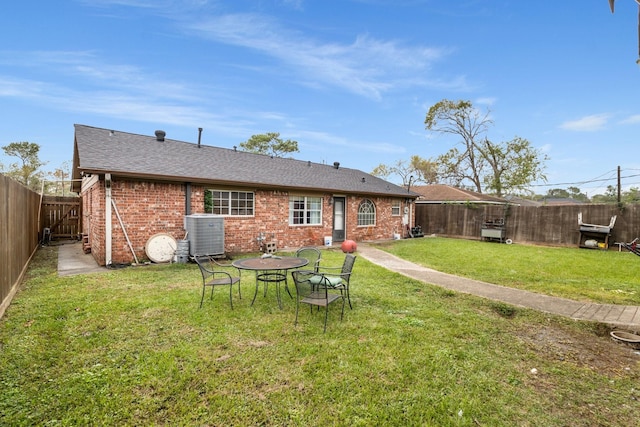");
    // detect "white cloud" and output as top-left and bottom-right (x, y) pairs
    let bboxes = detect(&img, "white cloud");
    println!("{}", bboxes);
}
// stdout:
(475, 97), (496, 106)
(77, 0), (171, 8)
(186, 13), (455, 100)
(0, 51), (257, 136)
(541, 143), (552, 153)
(0, 76), (48, 98)
(620, 114), (640, 125)
(295, 129), (405, 156)
(71, 3), (465, 100)
(559, 114), (611, 132)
